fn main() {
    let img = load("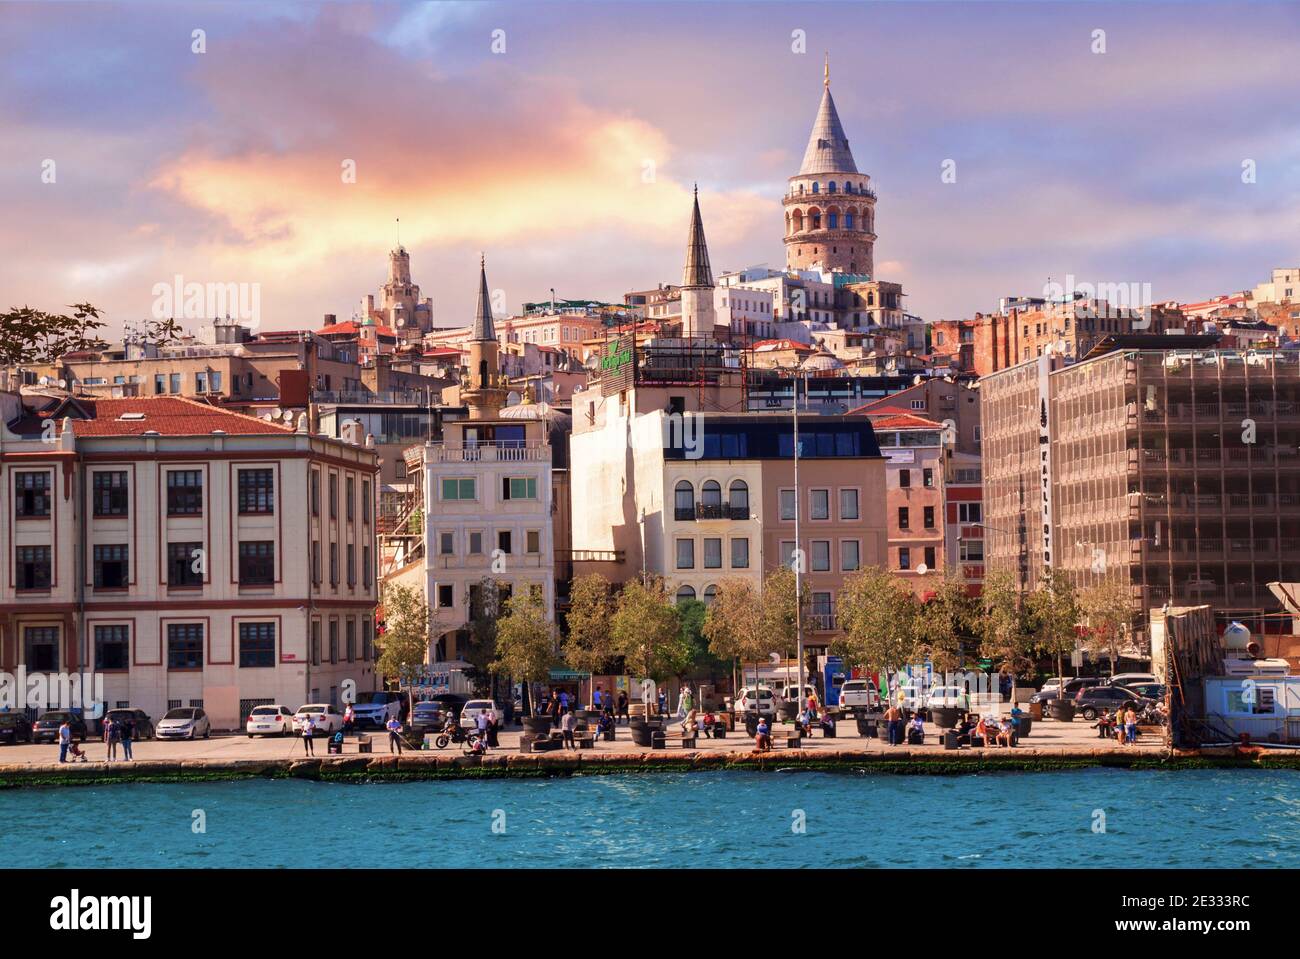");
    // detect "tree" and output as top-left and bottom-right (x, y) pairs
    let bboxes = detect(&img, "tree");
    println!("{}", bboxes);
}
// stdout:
(676, 597), (725, 678)
(376, 583), (431, 709)
(703, 578), (768, 696)
(459, 578), (505, 694)
(492, 592), (558, 715)
(977, 567), (1035, 701)
(0, 303), (107, 367)
(915, 571), (976, 673)
(562, 573), (615, 675)
(1080, 577), (1135, 677)
(609, 575), (689, 682)
(833, 566), (920, 697)
(1026, 568), (1082, 695)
